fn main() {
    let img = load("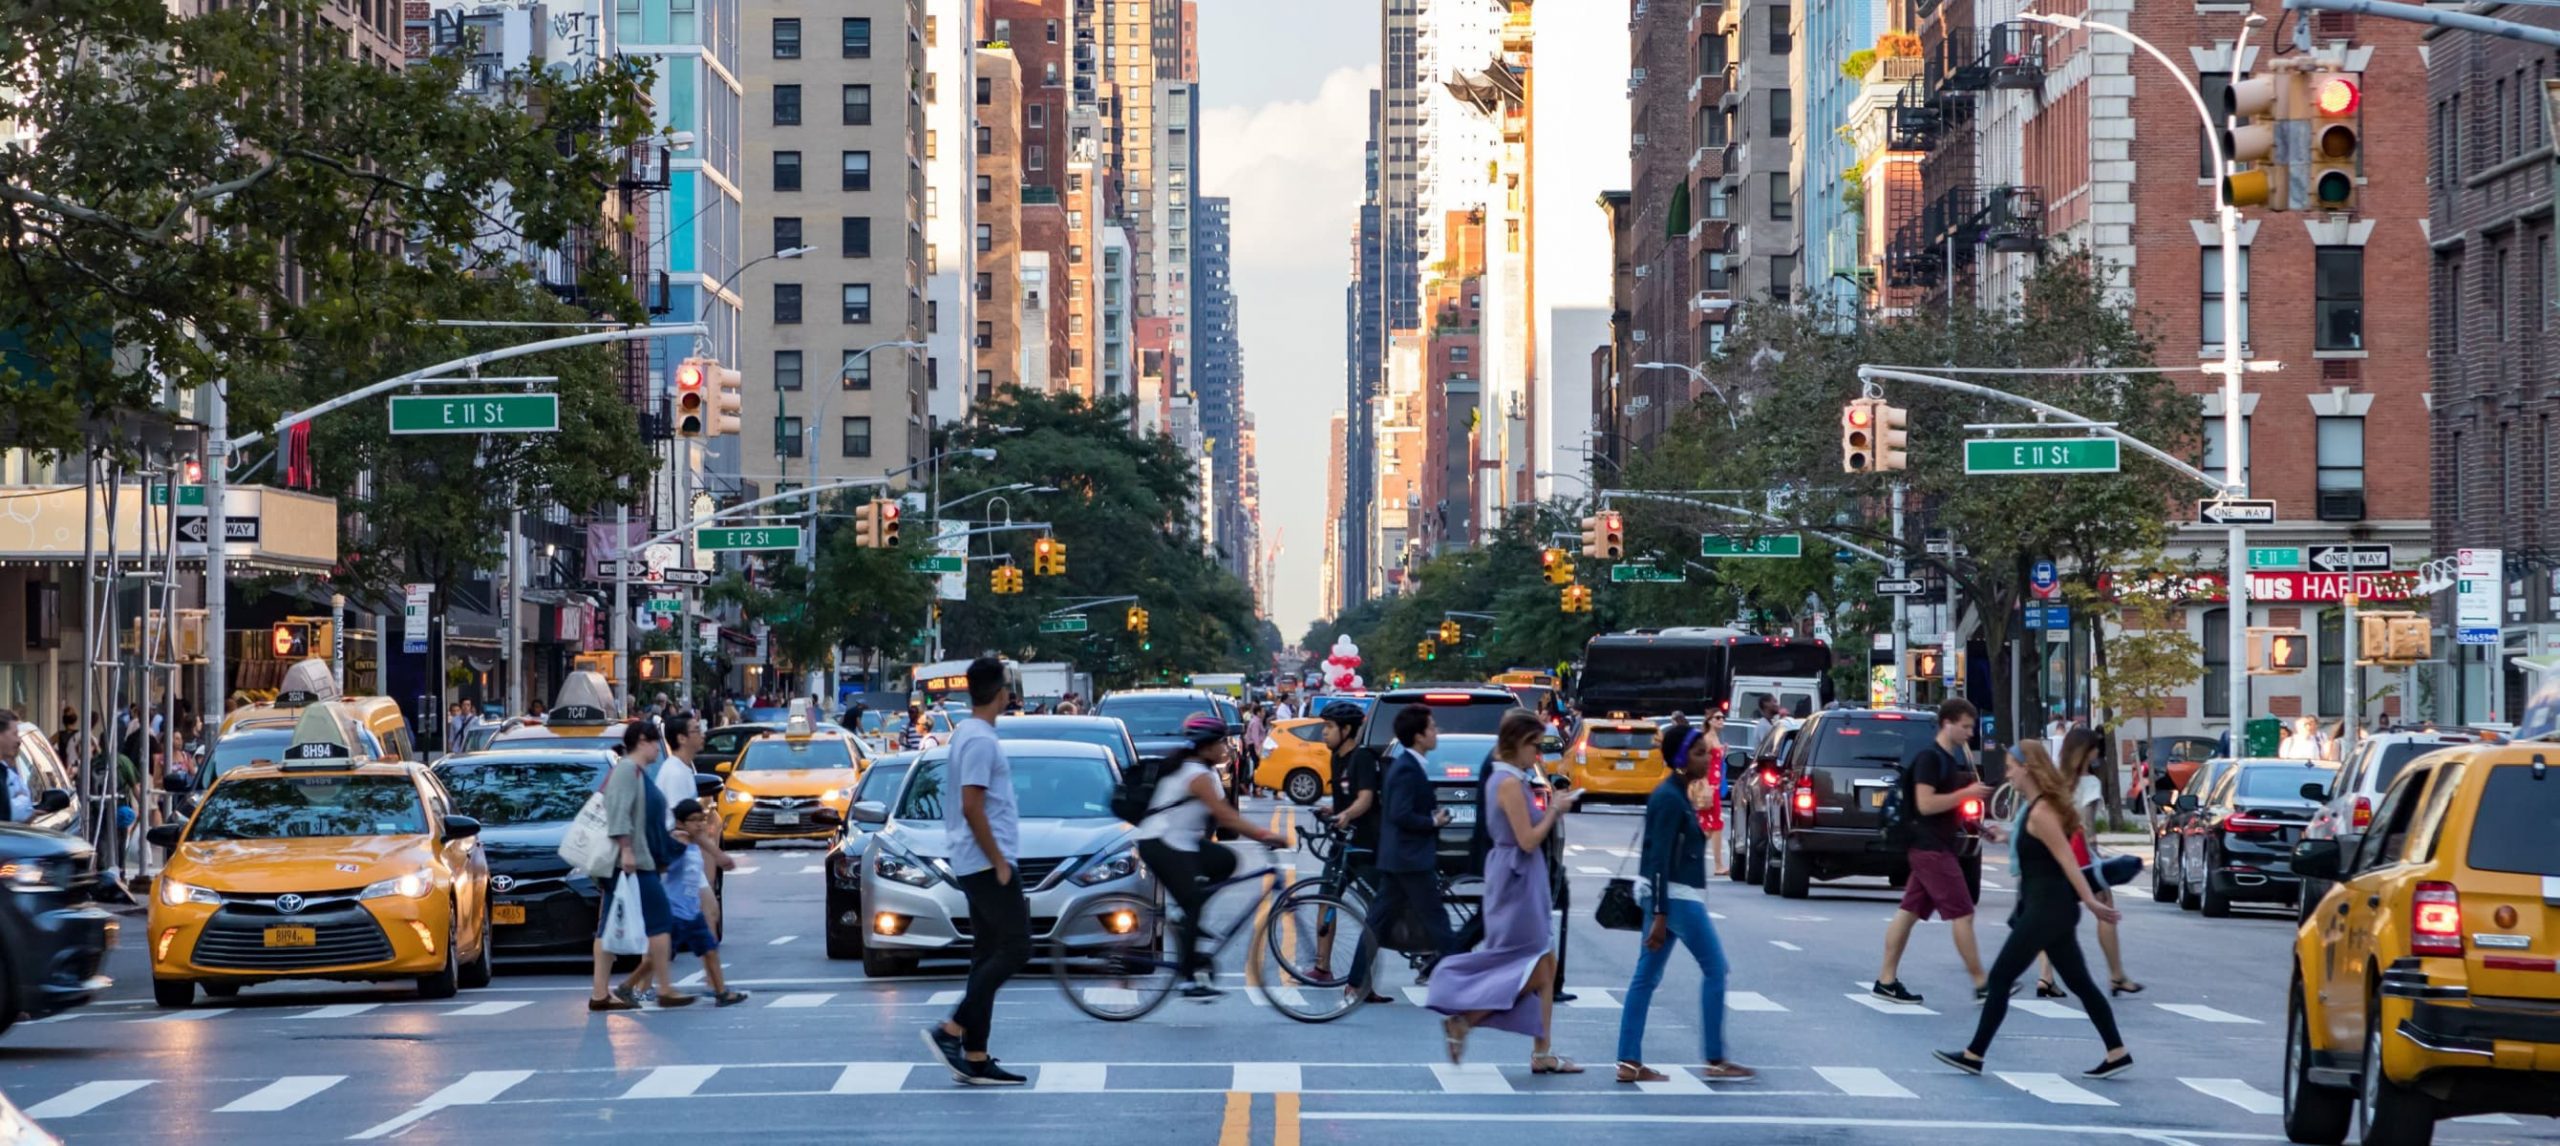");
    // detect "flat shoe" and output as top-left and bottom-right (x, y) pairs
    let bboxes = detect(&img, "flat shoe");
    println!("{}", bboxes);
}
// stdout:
(1701, 1061), (1757, 1081)
(655, 992), (698, 1008)
(1616, 1062), (1669, 1084)
(1530, 1055), (1584, 1074)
